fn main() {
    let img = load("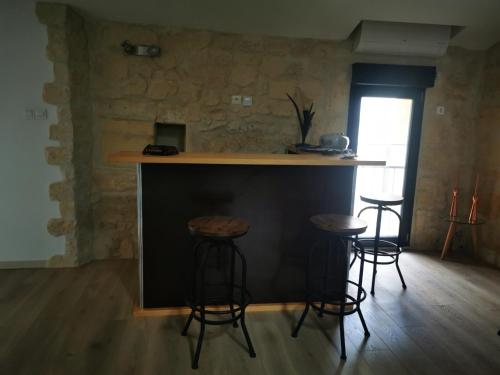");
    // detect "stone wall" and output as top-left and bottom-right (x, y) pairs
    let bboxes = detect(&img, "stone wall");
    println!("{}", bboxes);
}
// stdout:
(38, 3), (496, 264)
(476, 42), (500, 267)
(87, 22), (355, 258)
(37, 3), (94, 266)
(412, 48), (485, 251)
(86, 18), (487, 258)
